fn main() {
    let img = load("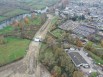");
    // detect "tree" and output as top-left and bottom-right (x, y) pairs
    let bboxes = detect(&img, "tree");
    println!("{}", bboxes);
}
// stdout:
(40, 51), (56, 67)
(76, 39), (83, 47)
(101, 39), (103, 47)
(62, 32), (67, 39)
(67, 34), (76, 44)
(50, 25), (56, 31)
(46, 36), (55, 47)
(54, 47), (63, 58)
(51, 75), (55, 77)
(89, 72), (98, 77)
(60, 55), (67, 67)
(0, 35), (6, 44)
(12, 20), (19, 27)
(61, 73), (67, 77)
(53, 66), (61, 77)
(18, 22), (25, 38)
(40, 13), (47, 24)
(73, 71), (84, 77)
(31, 13), (36, 21)
(24, 16), (29, 24)
(52, 44), (59, 52)
(85, 42), (93, 50)
(18, 22), (24, 30)
(40, 36), (77, 77)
